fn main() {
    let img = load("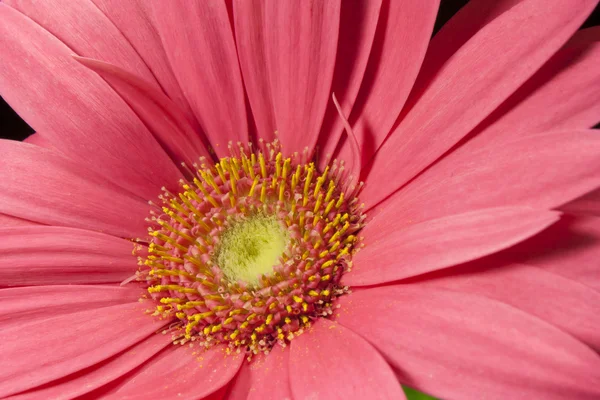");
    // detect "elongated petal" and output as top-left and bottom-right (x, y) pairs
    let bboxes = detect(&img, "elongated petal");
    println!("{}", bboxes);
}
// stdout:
(227, 345), (292, 400)
(89, 0), (202, 131)
(0, 302), (166, 398)
(150, 1), (248, 157)
(289, 319), (406, 400)
(467, 28), (600, 147)
(75, 57), (211, 165)
(502, 215), (600, 291)
(103, 345), (243, 399)
(336, 286), (600, 400)
(416, 261), (600, 350)
(561, 188), (600, 216)
(333, 0), (439, 168)
(367, 130), (600, 226)
(0, 226), (138, 286)
(0, 214), (38, 228)
(0, 5), (183, 200)
(5, 0), (160, 87)
(23, 133), (57, 151)
(0, 285), (141, 330)
(313, 0), (382, 168)
(363, 0), (597, 207)
(345, 208), (559, 286)
(0, 142), (150, 238)
(234, 0), (340, 156)
(9, 333), (171, 400)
